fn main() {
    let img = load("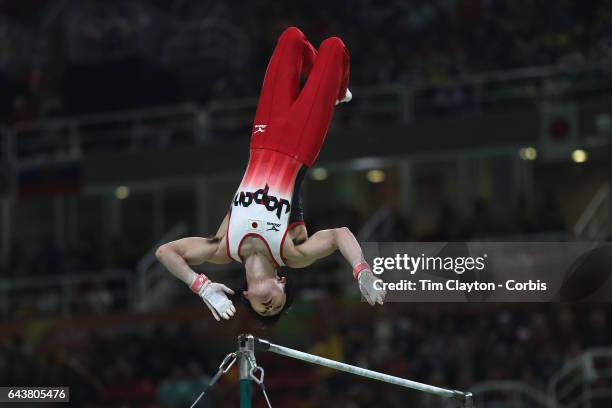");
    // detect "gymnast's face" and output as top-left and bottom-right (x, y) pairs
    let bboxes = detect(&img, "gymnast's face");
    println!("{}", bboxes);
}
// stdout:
(243, 276), (287, 316)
